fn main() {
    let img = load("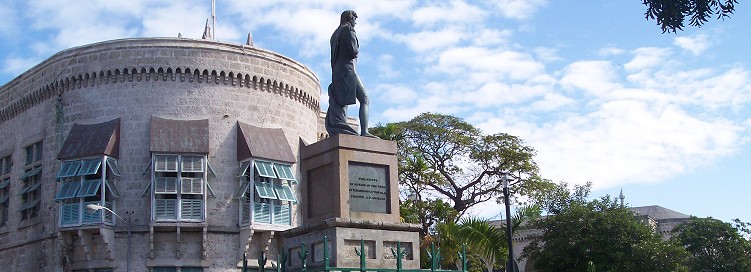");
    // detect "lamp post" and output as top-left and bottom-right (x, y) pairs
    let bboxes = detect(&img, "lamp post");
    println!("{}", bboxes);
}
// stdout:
(86, 204), (131, 272)
(500, 173), (516, 272)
